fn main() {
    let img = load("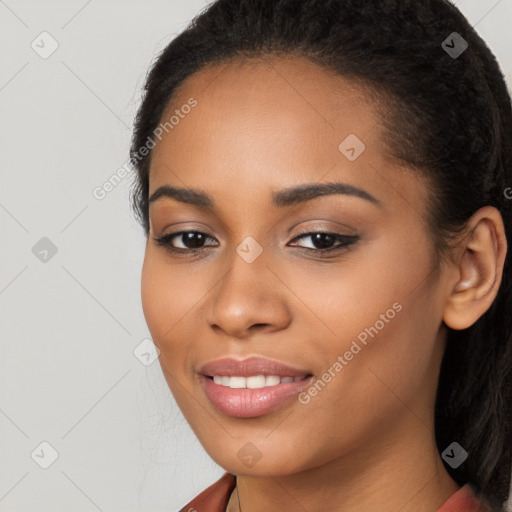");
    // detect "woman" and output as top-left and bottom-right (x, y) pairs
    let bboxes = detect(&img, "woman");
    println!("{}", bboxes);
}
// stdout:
(129, 0), (512, 510)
